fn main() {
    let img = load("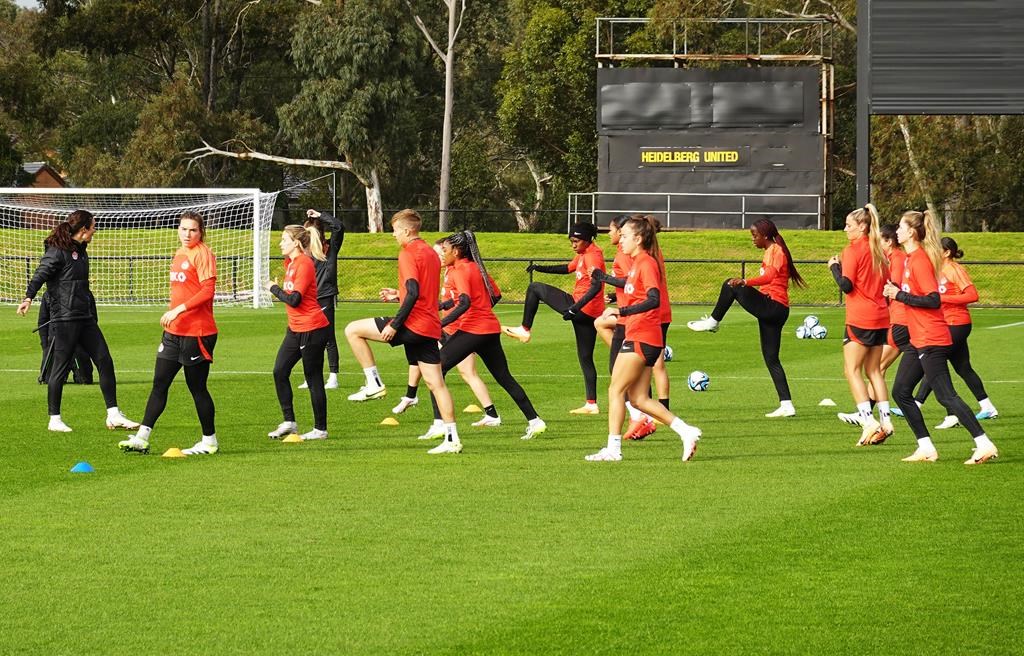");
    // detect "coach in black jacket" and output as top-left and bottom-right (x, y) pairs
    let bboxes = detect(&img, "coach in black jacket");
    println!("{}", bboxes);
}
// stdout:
(17, 209), (139, 433)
